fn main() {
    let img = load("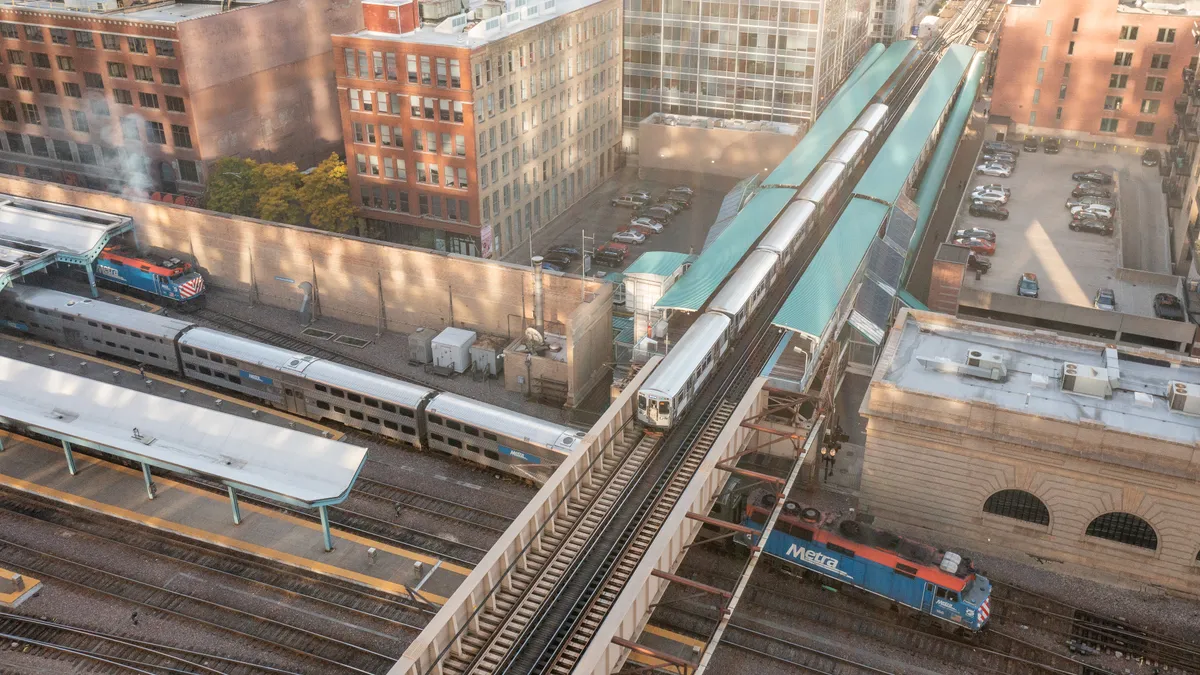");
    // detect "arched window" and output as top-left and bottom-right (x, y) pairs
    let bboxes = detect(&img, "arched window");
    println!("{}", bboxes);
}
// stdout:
(1086, 512), (1158, 550)
(983, 489), (1050, 526)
